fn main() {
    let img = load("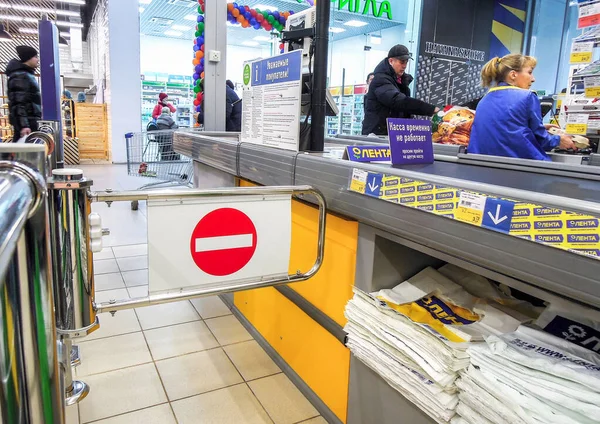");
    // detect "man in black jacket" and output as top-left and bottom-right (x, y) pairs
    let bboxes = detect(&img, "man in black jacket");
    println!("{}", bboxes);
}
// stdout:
(6, 46), (41, 142)
(362, 45), (438, 136)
